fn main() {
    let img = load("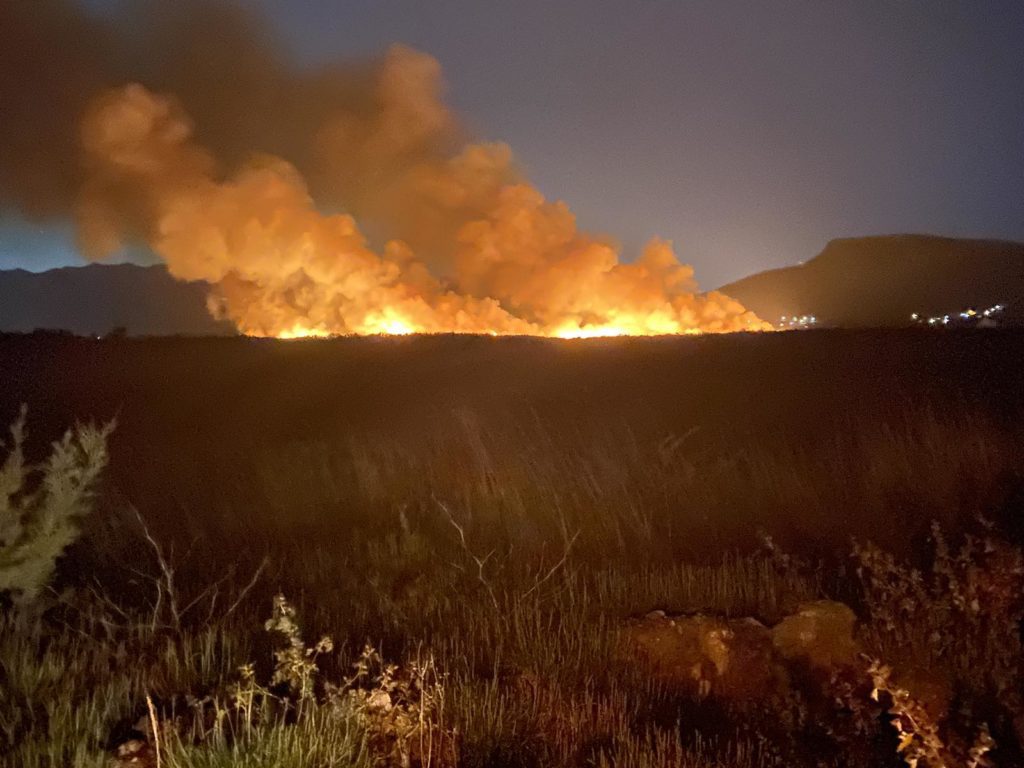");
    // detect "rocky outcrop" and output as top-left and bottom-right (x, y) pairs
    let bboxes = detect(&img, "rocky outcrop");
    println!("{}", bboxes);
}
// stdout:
(619, 600), (862, 704)
(620, 610), (784, 701)
(770, 599), (859, 671)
